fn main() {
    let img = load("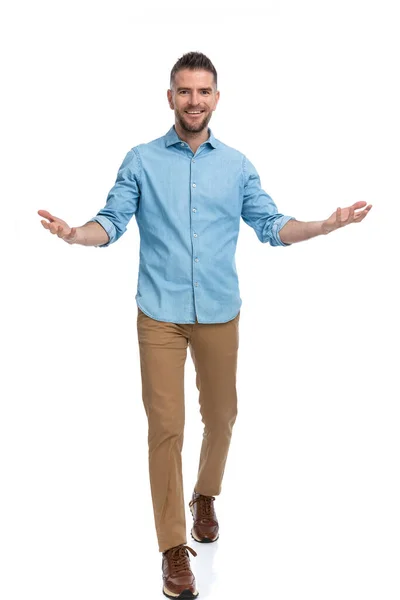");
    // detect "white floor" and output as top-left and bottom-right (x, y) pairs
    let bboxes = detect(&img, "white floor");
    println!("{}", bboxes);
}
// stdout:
(4, 1), (400, 596)
(2, 348), (398, 600)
